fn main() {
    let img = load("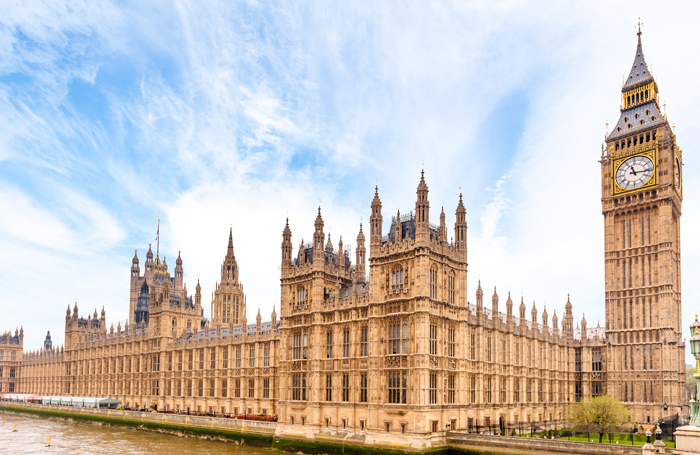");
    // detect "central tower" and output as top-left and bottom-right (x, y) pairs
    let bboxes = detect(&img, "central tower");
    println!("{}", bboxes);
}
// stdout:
(601, 29), (686, 420)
